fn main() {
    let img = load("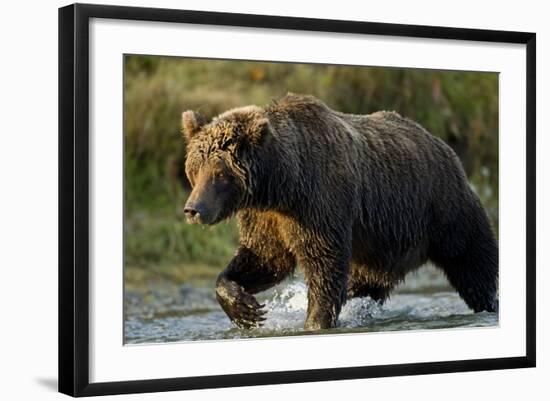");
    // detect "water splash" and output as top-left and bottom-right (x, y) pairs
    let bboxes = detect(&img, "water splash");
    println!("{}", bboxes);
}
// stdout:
(259, 282), (383, 332)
